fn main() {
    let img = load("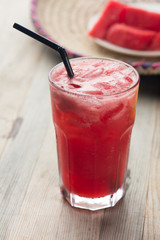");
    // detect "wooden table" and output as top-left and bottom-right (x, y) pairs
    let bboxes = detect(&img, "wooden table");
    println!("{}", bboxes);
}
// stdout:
(1, 1), (160, 239)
